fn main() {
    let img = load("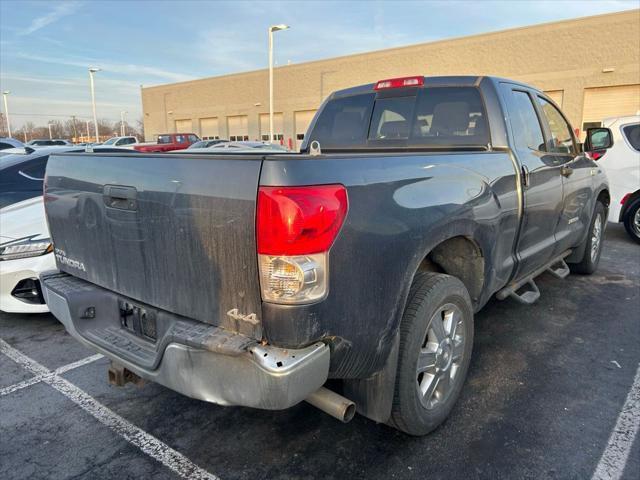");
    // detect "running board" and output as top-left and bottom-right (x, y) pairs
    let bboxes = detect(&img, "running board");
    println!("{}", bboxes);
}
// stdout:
(496, 250), (571, 305)
(547, 259), (570, 279)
